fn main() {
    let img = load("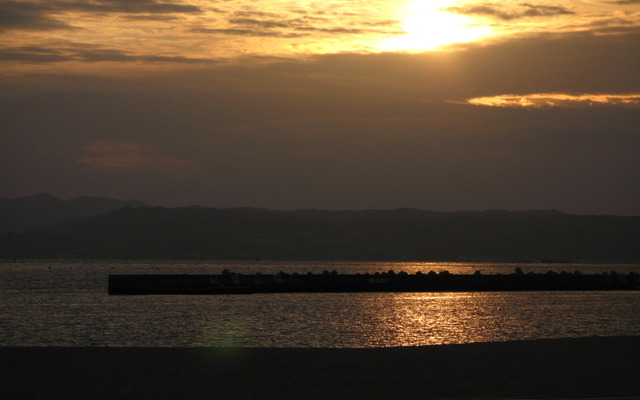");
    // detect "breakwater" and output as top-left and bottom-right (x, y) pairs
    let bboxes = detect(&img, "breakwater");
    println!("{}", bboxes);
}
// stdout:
(108, 269), (639, 295)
